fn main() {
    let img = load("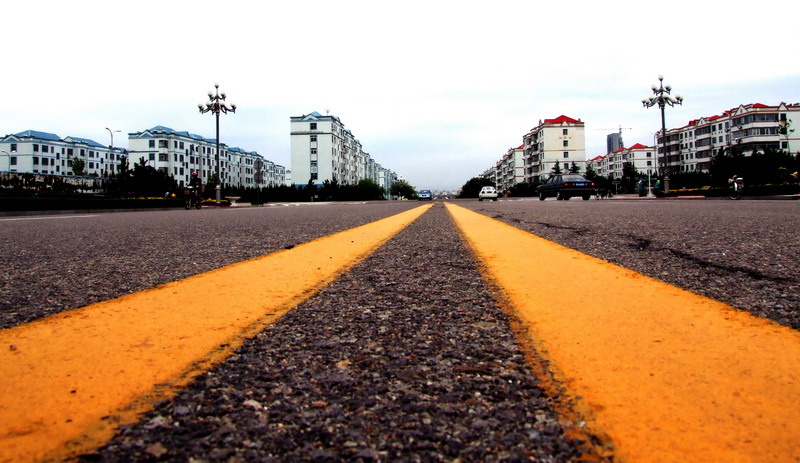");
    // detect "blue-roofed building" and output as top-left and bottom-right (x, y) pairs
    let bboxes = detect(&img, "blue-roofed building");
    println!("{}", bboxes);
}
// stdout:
(0, 130), (123, 177)
(127, 126), (286, 188)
